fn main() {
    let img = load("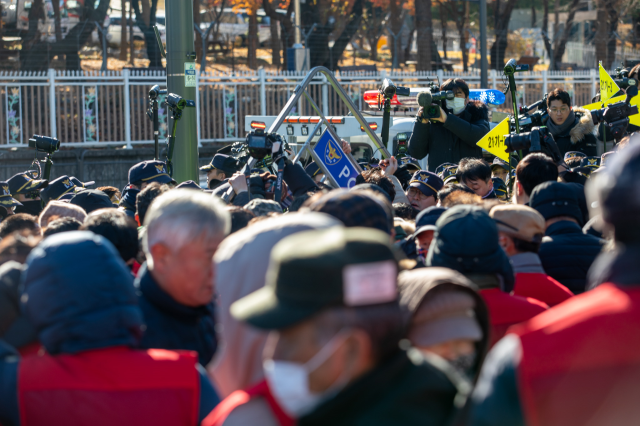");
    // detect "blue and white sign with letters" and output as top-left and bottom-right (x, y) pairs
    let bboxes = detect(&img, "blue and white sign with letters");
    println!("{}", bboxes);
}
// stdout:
(313, 129), (359, 188)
